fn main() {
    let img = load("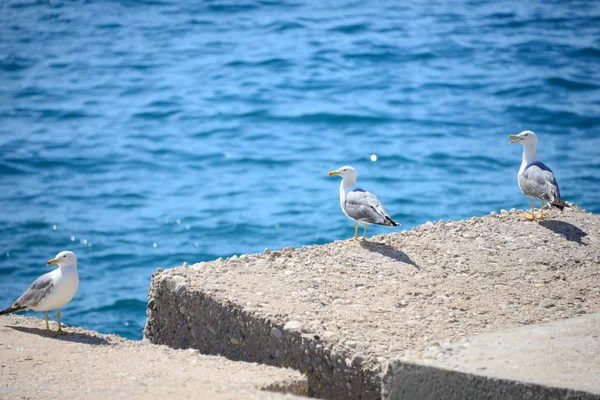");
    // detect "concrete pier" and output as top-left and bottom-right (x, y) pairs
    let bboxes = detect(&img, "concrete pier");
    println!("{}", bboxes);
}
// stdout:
(144, 207), (600, 399)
